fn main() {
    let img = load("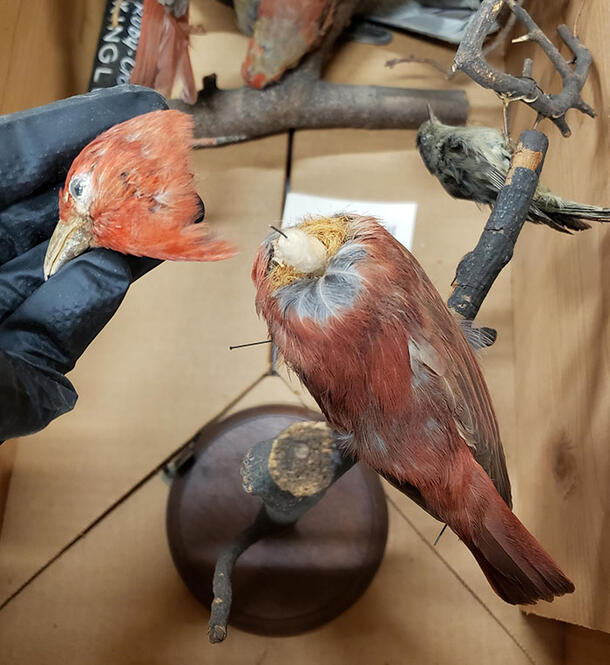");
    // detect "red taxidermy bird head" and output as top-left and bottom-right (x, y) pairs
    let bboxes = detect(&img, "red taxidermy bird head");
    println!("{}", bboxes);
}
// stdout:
(44, 109), (235, 279)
